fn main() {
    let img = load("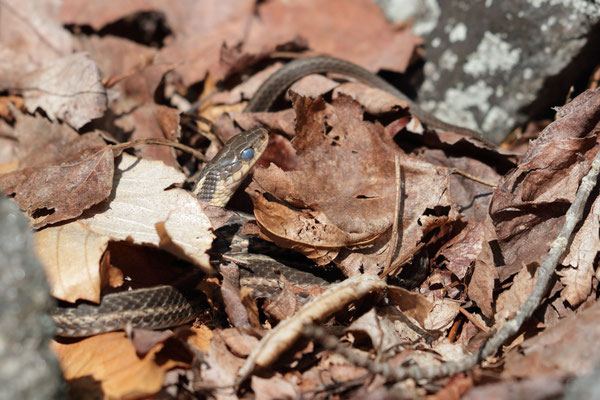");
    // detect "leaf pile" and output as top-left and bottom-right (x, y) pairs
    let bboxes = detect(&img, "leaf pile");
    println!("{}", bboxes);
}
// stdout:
(1, 1), (599, 399)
